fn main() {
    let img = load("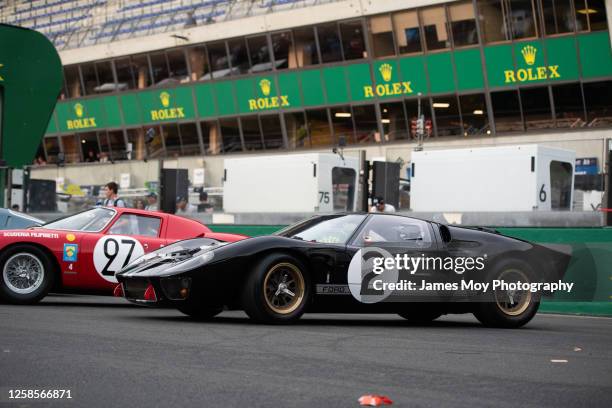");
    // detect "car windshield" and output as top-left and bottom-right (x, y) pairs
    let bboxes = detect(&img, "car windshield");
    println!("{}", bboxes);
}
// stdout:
(42, 208), (116, 232)
(276, 214), (366, 244)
